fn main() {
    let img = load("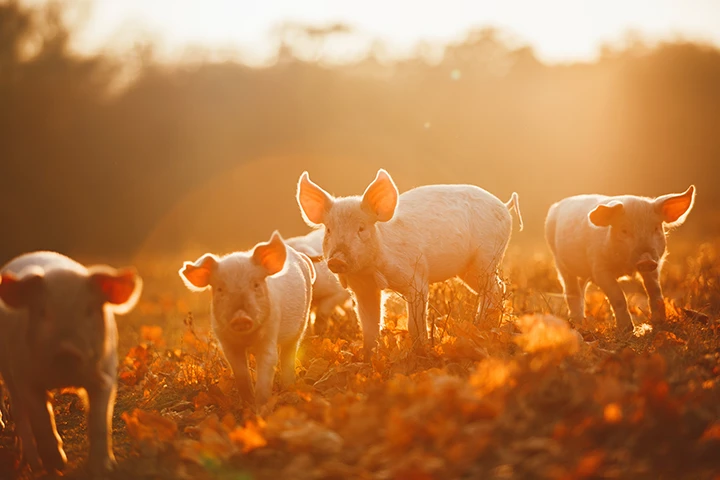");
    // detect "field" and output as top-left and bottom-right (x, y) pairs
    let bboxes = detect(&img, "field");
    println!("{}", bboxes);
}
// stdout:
(1, 239), (720, 480)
